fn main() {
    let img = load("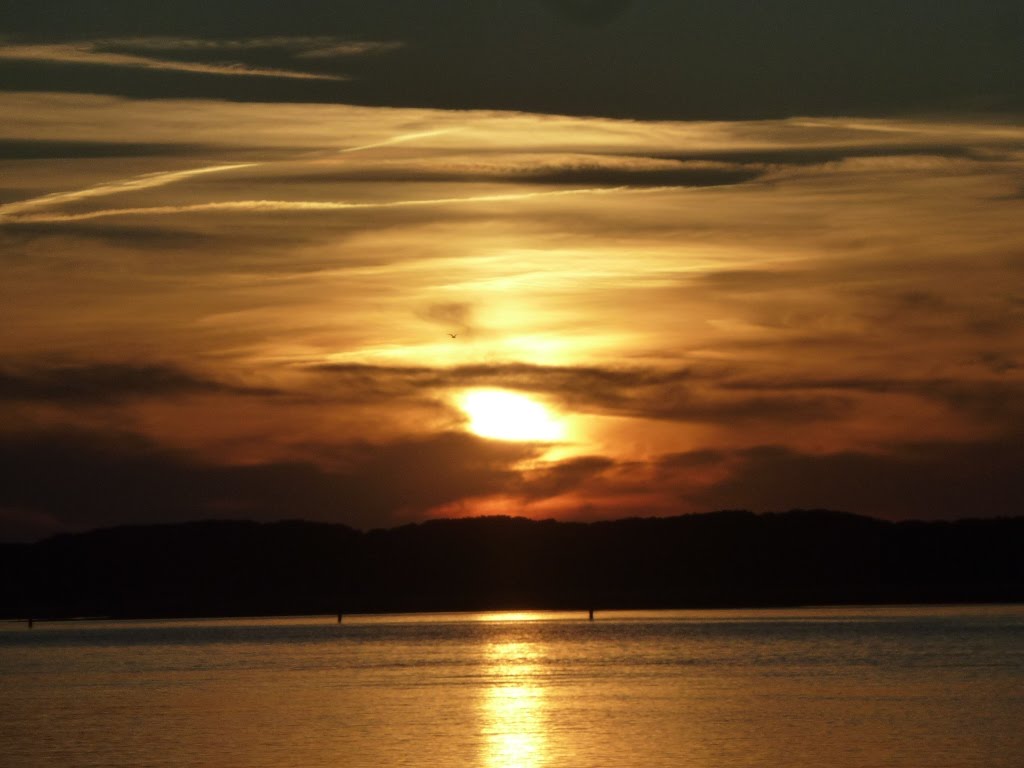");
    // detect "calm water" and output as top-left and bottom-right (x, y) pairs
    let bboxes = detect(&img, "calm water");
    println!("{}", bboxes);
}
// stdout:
(2, 605), (1023, 767)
